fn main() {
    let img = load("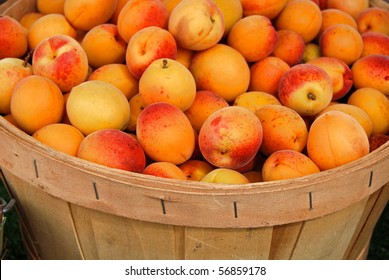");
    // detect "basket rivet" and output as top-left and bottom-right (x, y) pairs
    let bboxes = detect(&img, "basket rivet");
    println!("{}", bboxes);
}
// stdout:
(33, 159), (39, 178)
(93, 182), (99, 200)
(234, 201), (238, 218)
(369, 171), (373, 188)
(161, 199), (166, 215)
(309, 192), (313, 211)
